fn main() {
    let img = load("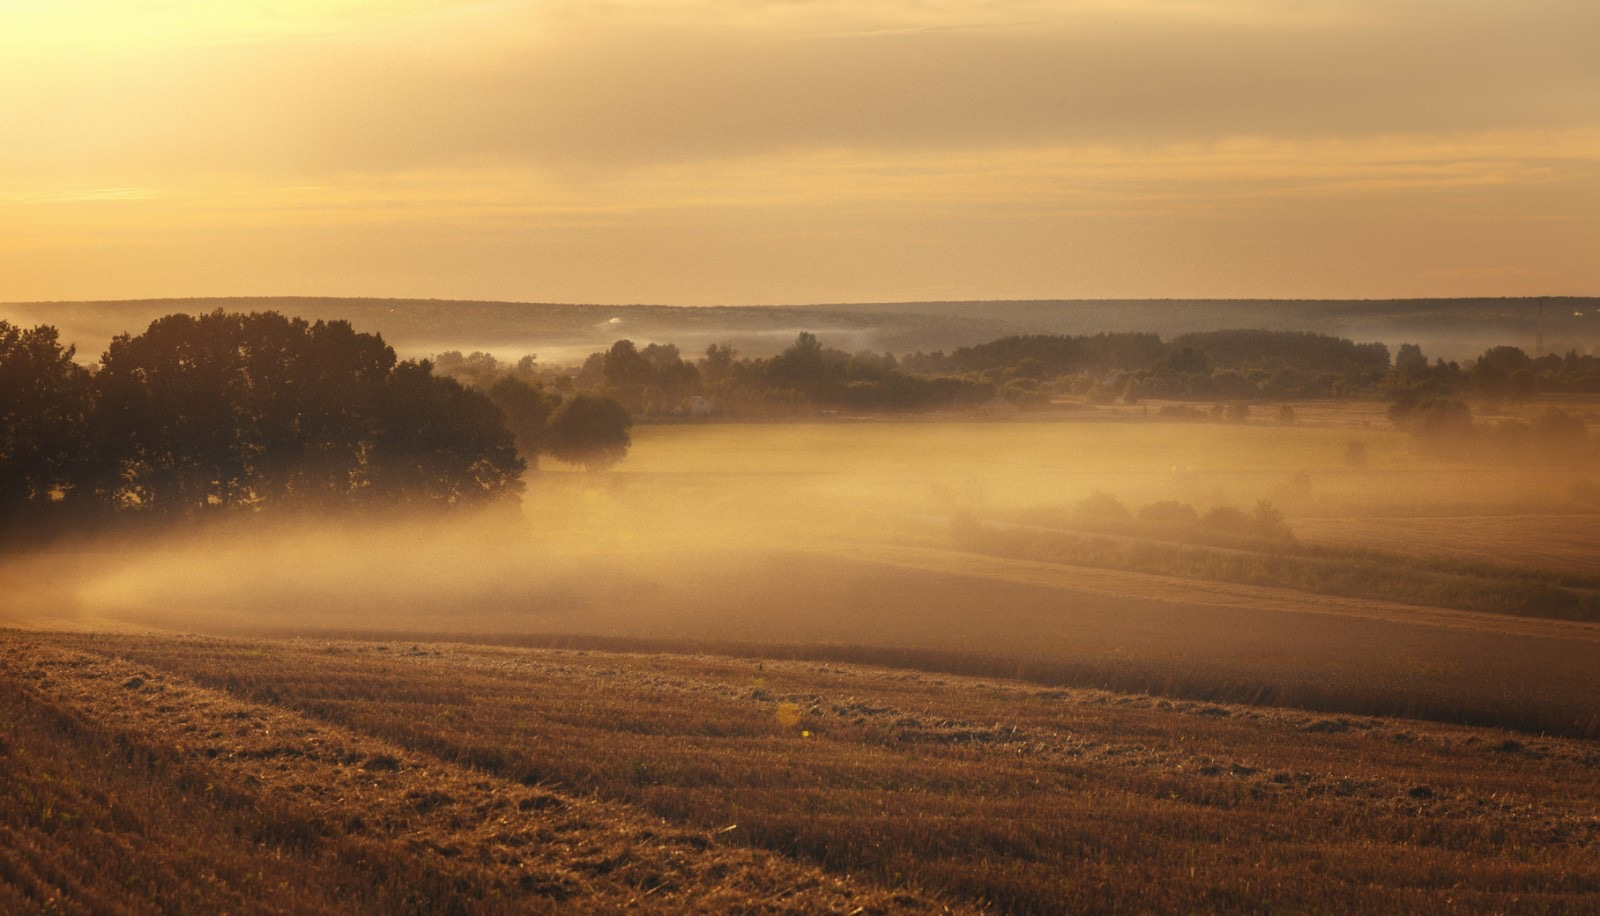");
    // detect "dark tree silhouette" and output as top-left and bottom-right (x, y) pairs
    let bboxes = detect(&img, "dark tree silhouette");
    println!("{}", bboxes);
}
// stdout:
(94, 311), (261, 513)
(545, 394), (632, 471)
(700, 343), (737, 382)
(92, 310), (522, 515)
(1395, 343), (1428, 373)
(486, 375), (561, 467)
(602, 339), (653, 389)
(368, 361), (525, 505)
(767, 332), (828, 387)
(0, 322), (93, 518)
(1389, 396), (1474, 456)
(1153, 346), (1214, 377)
